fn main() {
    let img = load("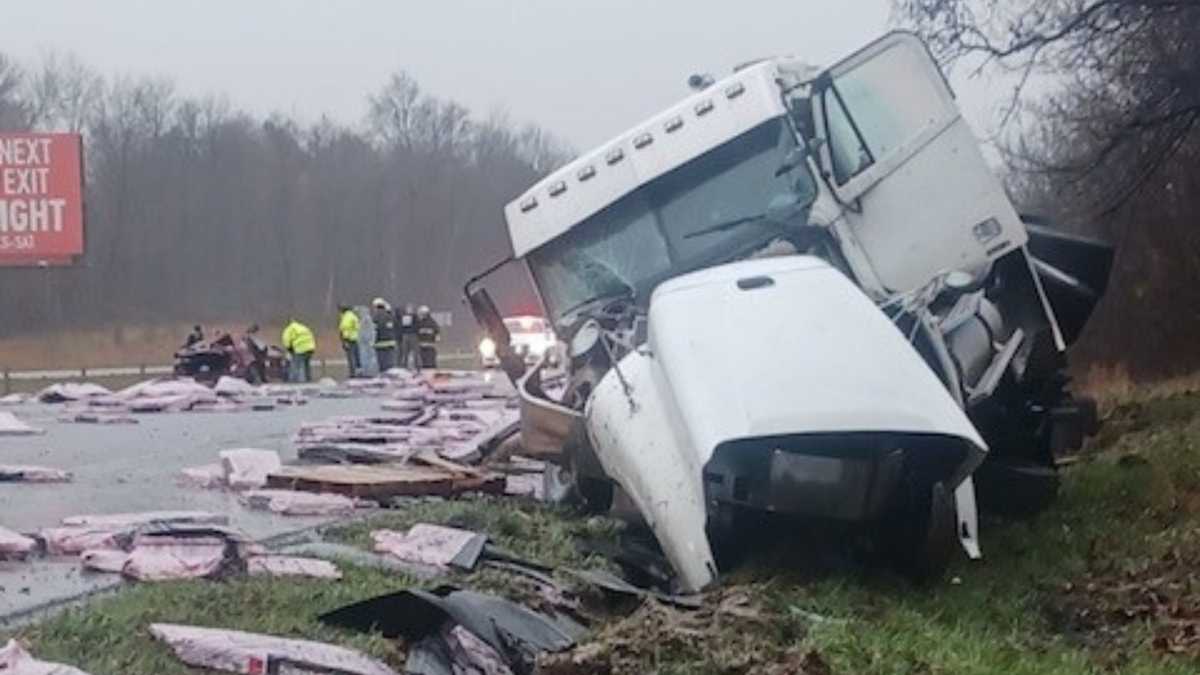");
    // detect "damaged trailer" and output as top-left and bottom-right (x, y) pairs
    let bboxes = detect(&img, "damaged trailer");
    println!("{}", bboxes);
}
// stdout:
(465, 31), (1112, 593)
